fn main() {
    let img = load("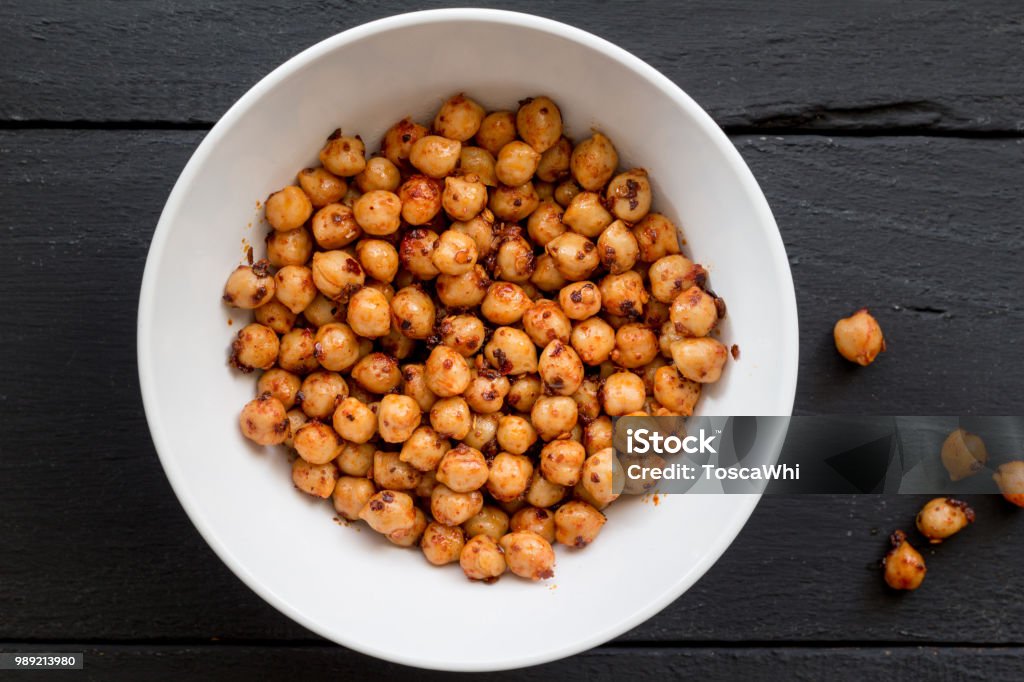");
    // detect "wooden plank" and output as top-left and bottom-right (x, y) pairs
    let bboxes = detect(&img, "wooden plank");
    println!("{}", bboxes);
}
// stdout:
(3, 644), (1022, 680)
(1, 130), (1023, 645)
(1, 1), (1023, 131)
